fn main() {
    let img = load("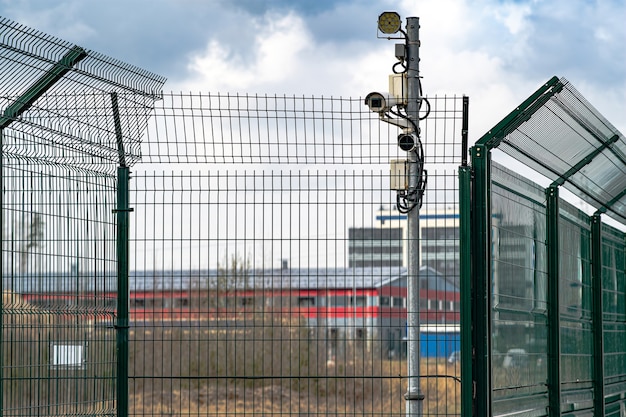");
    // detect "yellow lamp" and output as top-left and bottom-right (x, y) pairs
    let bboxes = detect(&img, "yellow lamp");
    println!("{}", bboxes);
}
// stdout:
(378, 12), (402, 34)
